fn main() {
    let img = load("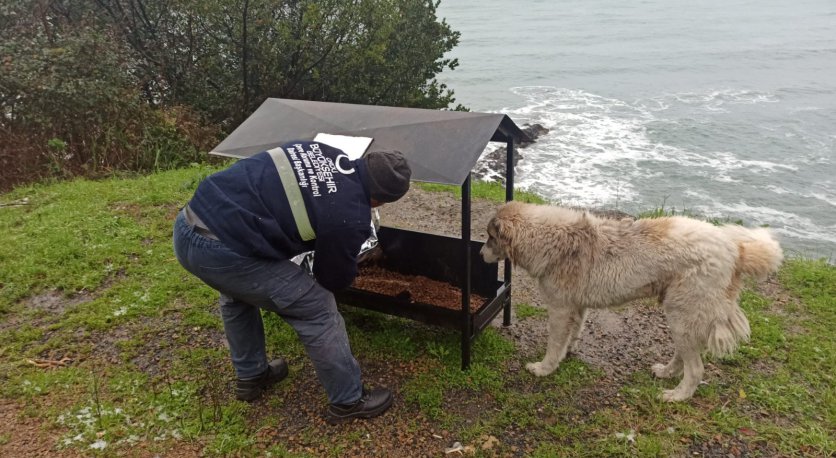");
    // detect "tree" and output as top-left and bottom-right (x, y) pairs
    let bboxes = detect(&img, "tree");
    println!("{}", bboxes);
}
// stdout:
(95, 0), (462, 126)
(0, 0), (213, 189)
(0, 0), (462, 189)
